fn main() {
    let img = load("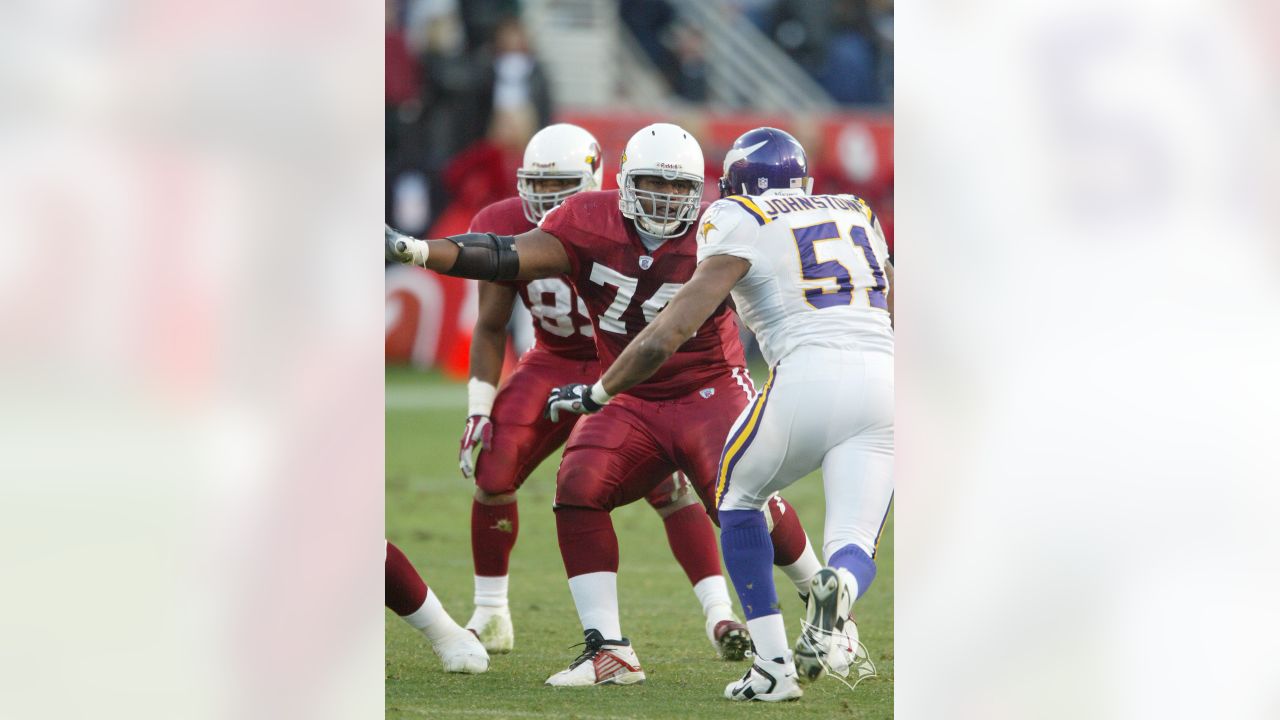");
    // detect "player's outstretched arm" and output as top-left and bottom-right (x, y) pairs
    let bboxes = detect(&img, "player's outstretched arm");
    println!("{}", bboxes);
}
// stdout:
(385, 225), (571, 281)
